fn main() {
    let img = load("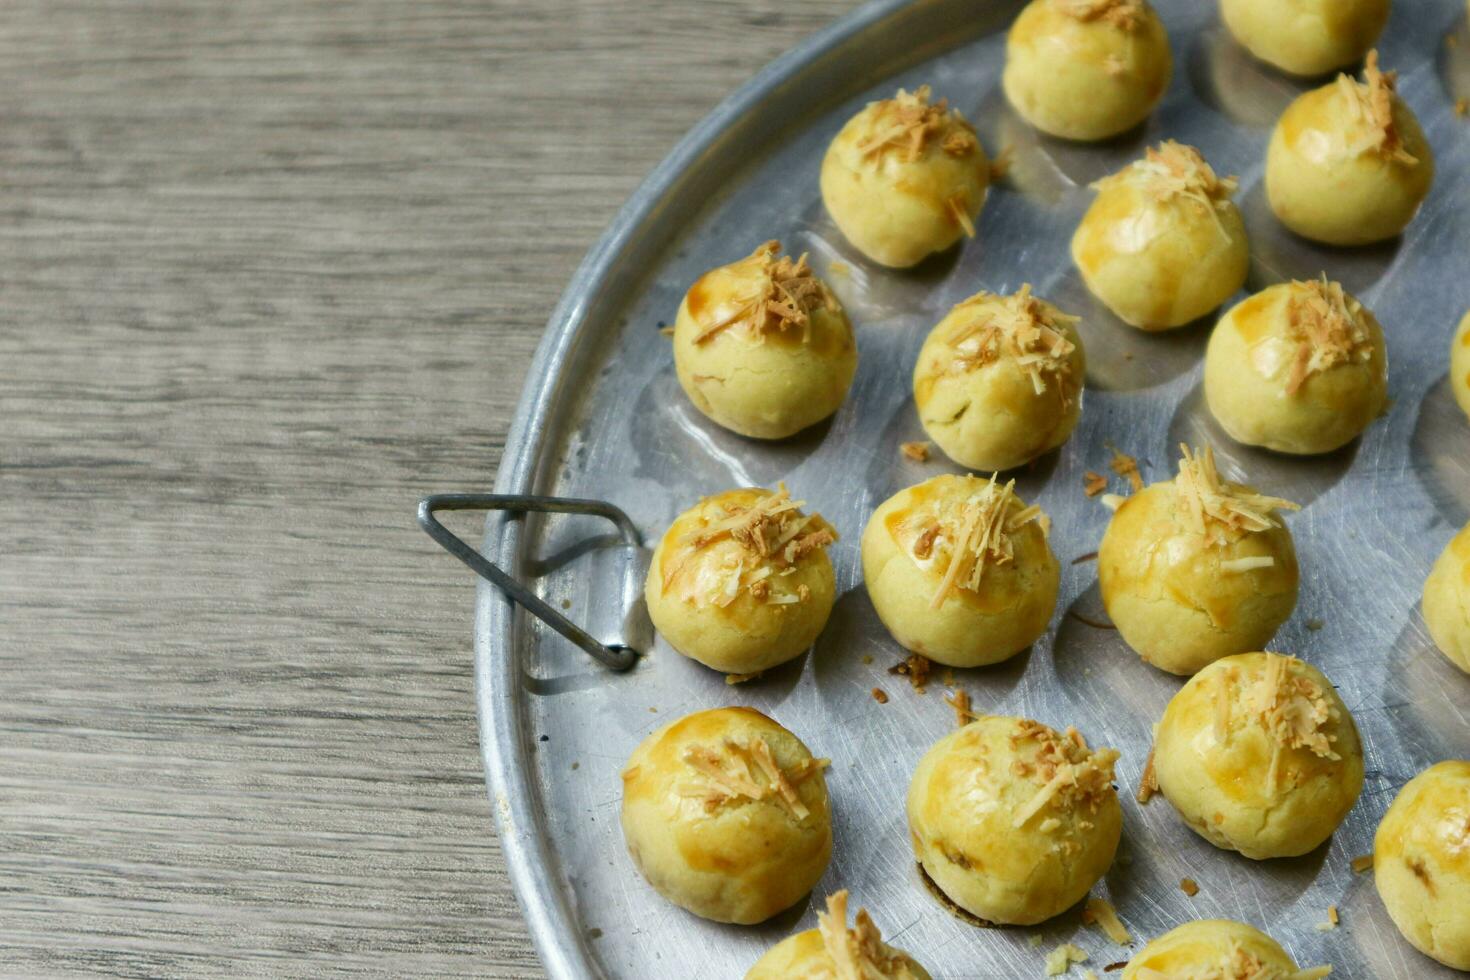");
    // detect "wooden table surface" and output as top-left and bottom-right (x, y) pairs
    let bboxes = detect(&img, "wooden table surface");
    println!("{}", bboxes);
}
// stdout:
(1, 1), (853, 975)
